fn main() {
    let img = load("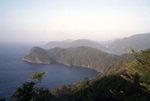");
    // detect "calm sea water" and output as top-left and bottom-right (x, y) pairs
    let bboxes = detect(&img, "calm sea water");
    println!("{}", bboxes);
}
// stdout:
(0, 43), (97, 100)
